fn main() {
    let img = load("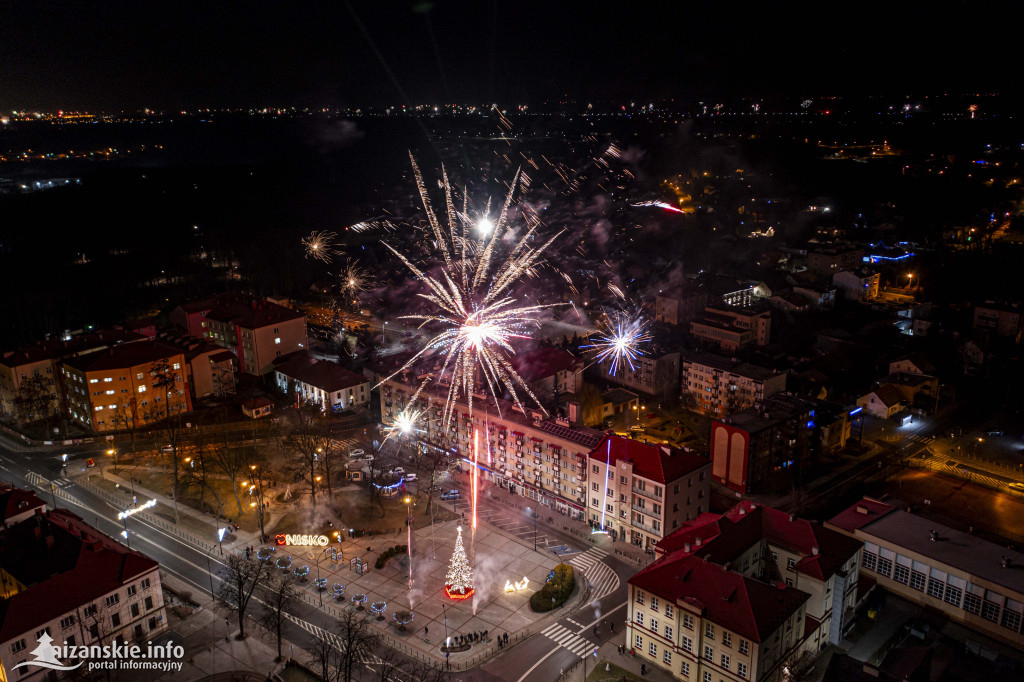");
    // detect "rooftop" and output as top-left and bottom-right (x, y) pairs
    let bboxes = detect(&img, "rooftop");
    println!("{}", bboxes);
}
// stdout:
(588, 433), (709, 484)
(657, 500), (861, 582)
(509, 346), (582, 382)
(0, 485), (46, 525)
(0, 507), (159, 642)
(865, 384), (906, 408)
(852, 508), (1024, 596)
(1, 329), (147, 367)
(275, 354), (367, 393)
(681, 351), (778, 382)
(718, 392), (816, 433)
(630, 553), (809, 643)
(602, 388), (638, 406)
(63, 339), (184, 373)
(180, 292), (305, 329)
